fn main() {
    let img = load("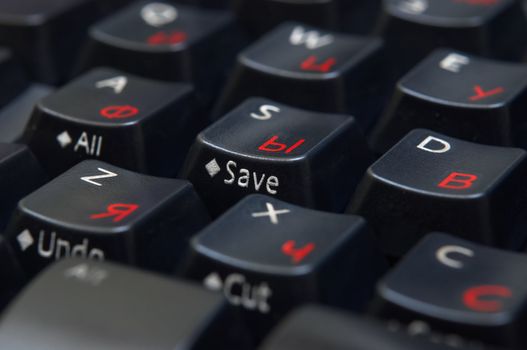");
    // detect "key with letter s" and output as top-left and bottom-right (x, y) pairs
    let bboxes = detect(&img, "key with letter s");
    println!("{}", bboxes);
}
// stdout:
(182, 98), (372, 216)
